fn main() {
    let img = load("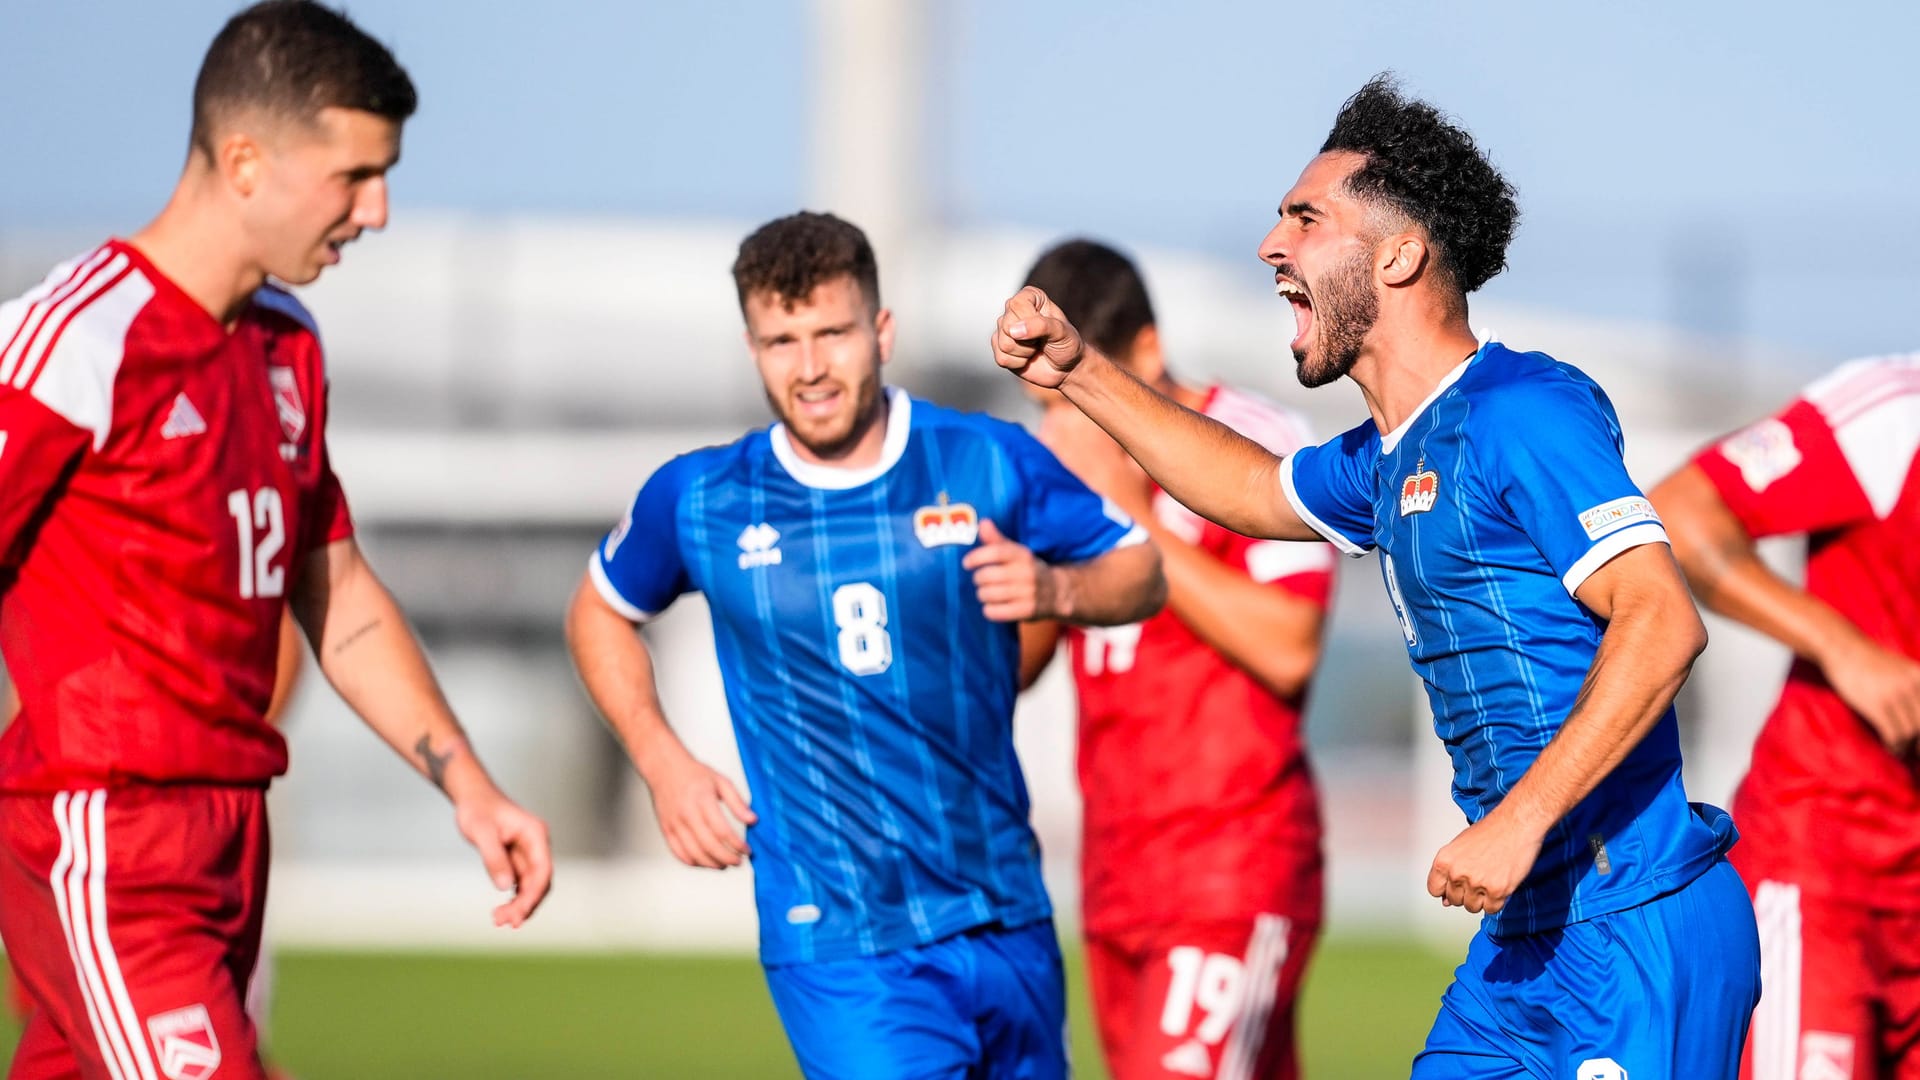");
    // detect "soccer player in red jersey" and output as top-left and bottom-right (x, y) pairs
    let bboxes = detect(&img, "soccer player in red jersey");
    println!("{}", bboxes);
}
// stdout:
(0, 5), (553, 1079)
(1016, 241), (1332, 1080)
(1653, 355), (1920, 1080)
